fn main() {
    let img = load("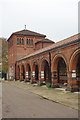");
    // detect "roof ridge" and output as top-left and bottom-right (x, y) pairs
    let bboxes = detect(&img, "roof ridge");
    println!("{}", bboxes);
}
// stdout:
(8, 29), (46, 41)
(57, 33), (79, 43)
(17, 33), (79, 61)
(13, 29), (46, 37)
